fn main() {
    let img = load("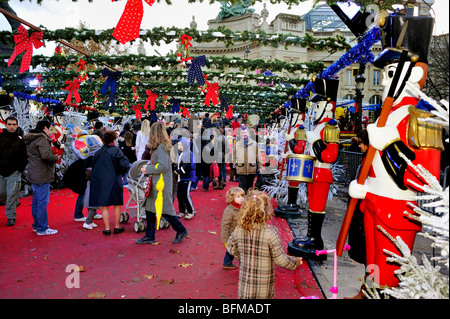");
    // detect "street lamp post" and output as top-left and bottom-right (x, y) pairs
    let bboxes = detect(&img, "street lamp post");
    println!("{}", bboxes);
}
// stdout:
(354, 64), (366, 134)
